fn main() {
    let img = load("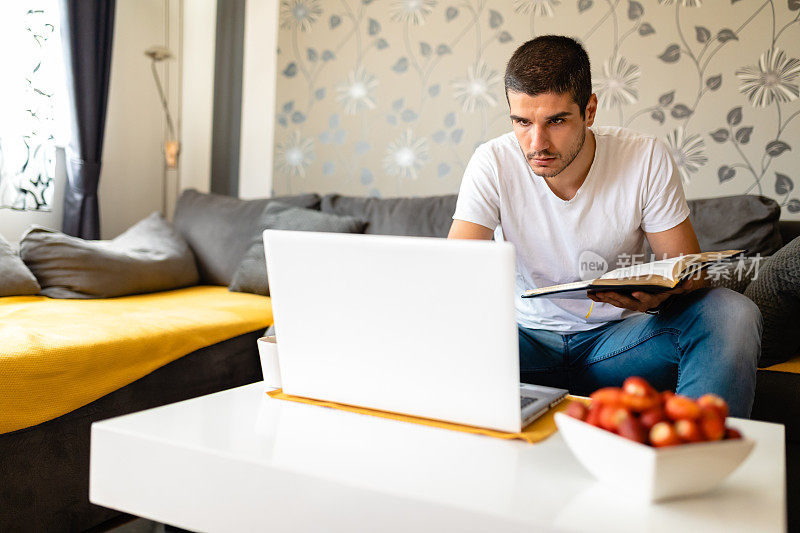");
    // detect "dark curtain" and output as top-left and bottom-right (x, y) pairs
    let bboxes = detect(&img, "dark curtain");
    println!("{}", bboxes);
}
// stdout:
(59, 0), (116, 239)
